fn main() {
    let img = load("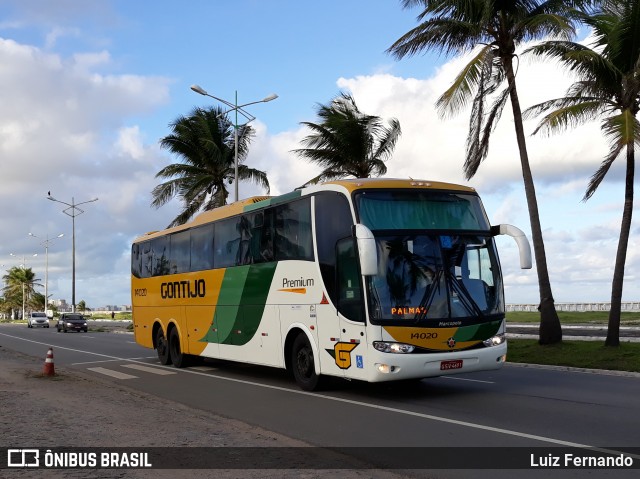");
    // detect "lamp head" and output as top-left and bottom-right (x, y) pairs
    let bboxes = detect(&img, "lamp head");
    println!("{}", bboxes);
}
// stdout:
(190, 84), (208, 96)
(263, 94), (278, 102)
